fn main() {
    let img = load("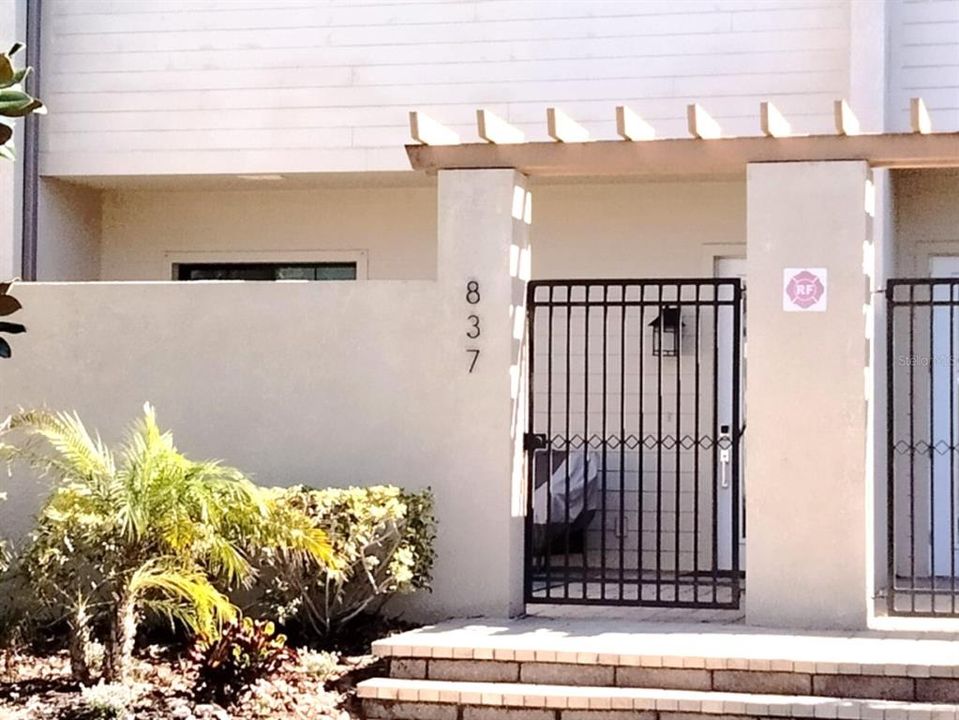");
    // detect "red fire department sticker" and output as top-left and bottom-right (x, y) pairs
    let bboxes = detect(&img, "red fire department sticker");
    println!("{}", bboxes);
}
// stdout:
(783, 268), (827, 312)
